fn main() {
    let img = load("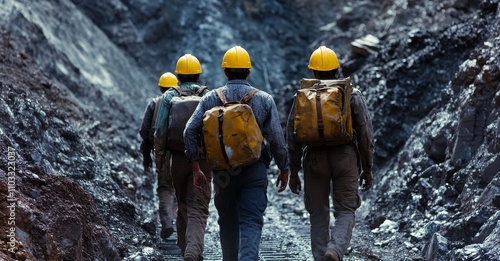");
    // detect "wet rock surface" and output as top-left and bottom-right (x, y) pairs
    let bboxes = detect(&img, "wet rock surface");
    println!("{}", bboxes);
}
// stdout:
(1, 0), (499, 260)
